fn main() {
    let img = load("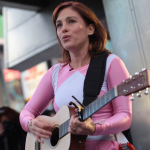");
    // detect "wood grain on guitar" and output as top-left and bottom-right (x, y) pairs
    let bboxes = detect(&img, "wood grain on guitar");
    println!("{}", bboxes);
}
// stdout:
(25, 69), (150, 150)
